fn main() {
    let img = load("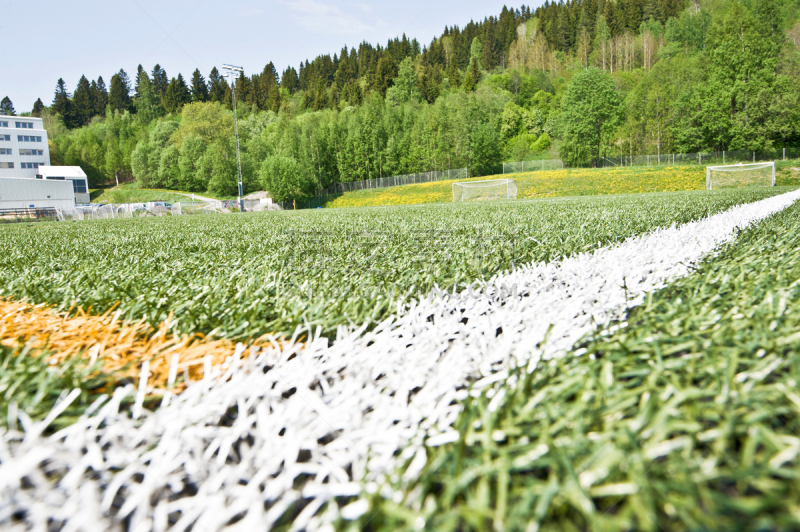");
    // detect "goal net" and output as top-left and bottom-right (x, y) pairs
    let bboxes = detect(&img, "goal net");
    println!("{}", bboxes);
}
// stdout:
(452, 179), (518, 202)
(706, 162), (775, 190)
